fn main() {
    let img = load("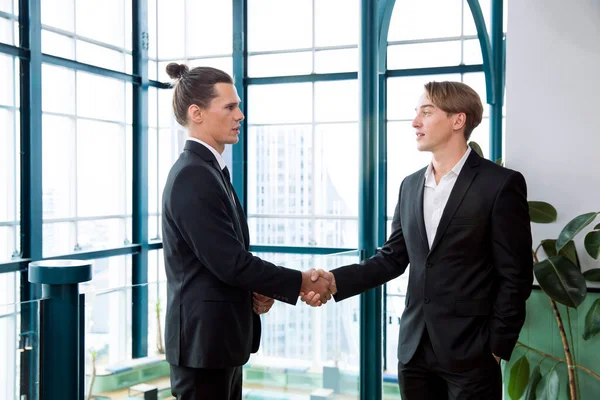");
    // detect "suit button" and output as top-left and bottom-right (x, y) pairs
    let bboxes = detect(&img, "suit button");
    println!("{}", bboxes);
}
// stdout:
(424, 297), (430, 304)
